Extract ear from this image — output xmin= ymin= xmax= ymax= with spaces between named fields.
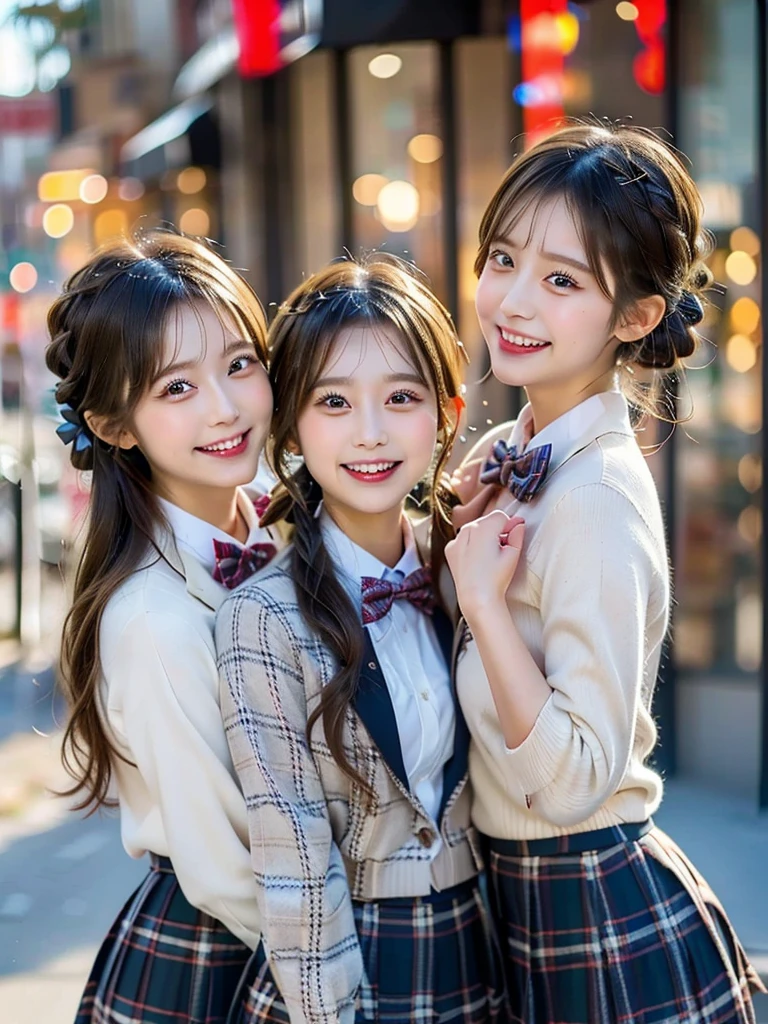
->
xmin=615 ymin=294 xmax=666 ymax=344
xmin=84 ymin=411 xmax=139 ymax=451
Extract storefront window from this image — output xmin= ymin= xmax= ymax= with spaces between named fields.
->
xmin=347 ymin=43 xmax=446 ymax=299
xmin=675 ymin=0 xmax=761 ymax=675
xmin=291 ymin=50 xmax=339 ymax=279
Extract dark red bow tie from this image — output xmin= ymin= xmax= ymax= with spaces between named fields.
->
xmin=360 ymin=566 xmax=435 ymax=625
xmin=212 ymin=539 xmax=277 ymax=590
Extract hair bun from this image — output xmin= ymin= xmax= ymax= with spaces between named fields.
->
xmin=676 ymin=290 xmax=704 ymax=326
xmin=635 ymin=302 xmax=699 ymax=370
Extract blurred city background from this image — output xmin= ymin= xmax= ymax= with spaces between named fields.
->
xmin=0 ymin=1 xmax=766 ymax=1021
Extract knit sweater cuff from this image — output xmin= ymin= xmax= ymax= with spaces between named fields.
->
xmin=503 ymin=693 xmax=572 ymax=798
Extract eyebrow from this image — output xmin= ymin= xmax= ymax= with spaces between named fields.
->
xmin=312 ymin=372 xmax=427 ymax=389
xmin=154 ymin=337 xmax=253 ymax=381
xmin=490 ymin=236 xmax=593 ymax=276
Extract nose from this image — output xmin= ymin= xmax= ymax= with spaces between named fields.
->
xmin=207 ymin=377 xmax=239 ymax=426
xmin=354 ymin=401 xmax=387 ymax=449
xmin=499 ymin=272 xmax=535 ymax=321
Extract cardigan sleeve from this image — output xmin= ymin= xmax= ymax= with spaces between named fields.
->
xmin=216 ymin=586 xmax=362 ymax=1024
xmin=501 ymin=482 xmax=664 ymax=826
xmin=101 ymin=600 xmax=262 ymax=949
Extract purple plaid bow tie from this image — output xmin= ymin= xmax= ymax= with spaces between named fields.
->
xmin=360 ymin=566 xmax=435 ymax=625
xmin=479 ymin=438 xmax=552 ymax=503
xmin=212 ymin=539 xmax=277 ymax=590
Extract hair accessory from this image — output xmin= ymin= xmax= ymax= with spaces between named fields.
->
xmin=55 ymin=403 xmax=92 ymax=454
xmin=676 ymin=290 xmax=704 ymax=327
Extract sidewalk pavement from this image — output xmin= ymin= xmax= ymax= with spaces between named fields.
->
xmin=1 ymin=642 xmax=767 ymax=989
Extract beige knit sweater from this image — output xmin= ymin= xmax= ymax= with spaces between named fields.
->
xmin=456 ymin=391 xmax=669 ymax=840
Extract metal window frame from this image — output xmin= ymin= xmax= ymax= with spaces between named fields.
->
xmin=757 ymin=0 xmax=768 ymax=809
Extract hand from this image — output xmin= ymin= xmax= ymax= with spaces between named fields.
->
xmin=444 ymin=510 xmax=525 ymax=622
xmin=447 ymin=459 xmax=500 ymax=531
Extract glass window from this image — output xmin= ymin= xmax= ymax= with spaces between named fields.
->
xmin=347 ymin=43 xmax=446 ymax=299
xmin=675 ymin=0 xmax=760 ymax=676
xmin=291 ymin=50 xmax=340 ymax=279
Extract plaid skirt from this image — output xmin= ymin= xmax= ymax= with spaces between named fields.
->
xmin=75 ymin=855 xmax=252 ymax=1024
xmin=228 ymin=877 xmax=509 ymax=1023
xmin=486 ymin=820 xmax=765 ymax=1024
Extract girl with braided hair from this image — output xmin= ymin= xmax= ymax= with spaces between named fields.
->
xmin=446 ymin=122 xmax=765 ymax=1023
xmin=216 ymin=252 xmax=507 ymax=1024
xmin=46 ymin=230 xmax=284 ymax=1023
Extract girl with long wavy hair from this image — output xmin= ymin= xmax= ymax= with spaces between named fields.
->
xmin=216 ymin=252 xmax=507 ymax=1024
xmin=46 ymin=230 xmax=282 ymax=1023
xmin=446 ymin=122 xmax=765 ymax=1023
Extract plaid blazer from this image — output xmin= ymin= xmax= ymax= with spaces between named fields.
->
xmin=216 ymin=547 xmax=481 ymax=1024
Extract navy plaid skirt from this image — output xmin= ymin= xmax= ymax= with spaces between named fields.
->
xmin=75 ymin=855 xmax=252 ymax=1023
xmin=228 ymin=877 xmax=508 ymax=1023
xmin=485 ymin=820 xmax=765 ymax=1024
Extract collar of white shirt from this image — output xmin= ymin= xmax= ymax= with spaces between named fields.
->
xmin=319 ymin=509 xmax=423 ymax=610
xmin=158 ymin=486 xmax=271 ymax=574
xmin=509 ymin=389 xmax=634 ymax=477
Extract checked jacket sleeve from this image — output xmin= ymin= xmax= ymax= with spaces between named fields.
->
xmin=216 ymin=585 xmax=363 ymax=1024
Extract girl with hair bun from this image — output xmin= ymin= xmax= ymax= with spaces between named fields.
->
xmin=216 ymin=252 xmax=506 ymax=1024
xmin=46 ymin=229 xmax=283 ymax=1023
xmin=446 ymin=122 xmax=765 ymax=1023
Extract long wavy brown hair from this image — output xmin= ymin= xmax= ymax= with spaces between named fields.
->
xmin=261 ymin=252 xmax=467 ymax=795
xmin=46 ymin=230 xmax=268 ymax=813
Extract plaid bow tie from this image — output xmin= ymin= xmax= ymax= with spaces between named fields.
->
xmin=479 ymin=438 xmax=552 ymax=503
xmin=360 ymin=566 xmax=435 ymax=625
xmin=253 ymin=493 xmax=271 ymax=522
xmin=212 ymin=539 xmax=277 ymax=590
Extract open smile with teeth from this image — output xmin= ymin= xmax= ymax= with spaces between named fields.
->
xmin=499 ymin=328 xmax=550 ymax=348
xmin=343 ymin=461 xmax=399 ymax=474
xmin=199 ymin=432 xmax=246 ymax=452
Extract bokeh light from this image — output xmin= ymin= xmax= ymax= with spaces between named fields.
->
xmin=377 ymin=180 xmax=420 ymax=232
xmin=9 ymin=262 xmax=38 ymax=293
xmin=43 ymin=203 xmax=74 ymax=238
xmin=725 ymin=251 xmax=757 ymax=286
xmin=177 ymin=167 xmax=207 ymax=195
xmin=179 ymin=208 xmax=210 ymax=235
xmin=368 ymin=54 xmax=402 ymax=79
xmin=118 ymin=177 xmax=145 ymax=202
xmin=725 ymin=334 xmax=757 ymax=373
xmin=729 ymin=226 xmax=760 ymax=257
xmin=352 ymin=173 xmax=388 ymax=206
xmin=94 ymin=209 xmax=128 ymax=244
xmin=79 ymin=174 xmax=108 ymax=204
xmin=407 ymin=134 xmax=443 ymax=163
xmin=729 ymin=297 xmax=761 ymax=335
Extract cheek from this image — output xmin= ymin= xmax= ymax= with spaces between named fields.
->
xmin=475 ymin=271 xmax=498 ymax=321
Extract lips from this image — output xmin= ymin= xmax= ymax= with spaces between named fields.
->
xmin=498 ymin=327 xmax=551 ymax=355
xmin=196 ymin=429 xmax=251 ymax=457
xmin=342 ymin=460 xmax=401 ymax=482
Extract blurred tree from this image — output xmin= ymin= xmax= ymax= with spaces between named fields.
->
xmin=6 ymin=0 xmax=95 ymax=62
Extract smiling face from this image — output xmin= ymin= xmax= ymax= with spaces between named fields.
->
xmin=296 ymin=323 xmax=439 ymax=548
xmin=120 ymin=300 xmax=272 ymax=519
xmin=475 ymin=195 xmax=627 ymax=427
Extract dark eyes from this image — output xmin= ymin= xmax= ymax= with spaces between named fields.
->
xmin=487 ymin=250 xmax=578 ymax=289
xmin=315 ymin=389 xmax=422 ymax=409
xmin=489 ymin=250 xmax=514 ymax=269
xmin=162 ymin=352 xmax=258 ymax=398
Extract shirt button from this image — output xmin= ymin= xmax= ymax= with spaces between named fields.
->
xmin=368 ymin=661 xmax=377 ymax=670
xmin=420 ymin=690 xmax=429 ymax=701
xmin=416 ymin=827 xmax=436 ymax=849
